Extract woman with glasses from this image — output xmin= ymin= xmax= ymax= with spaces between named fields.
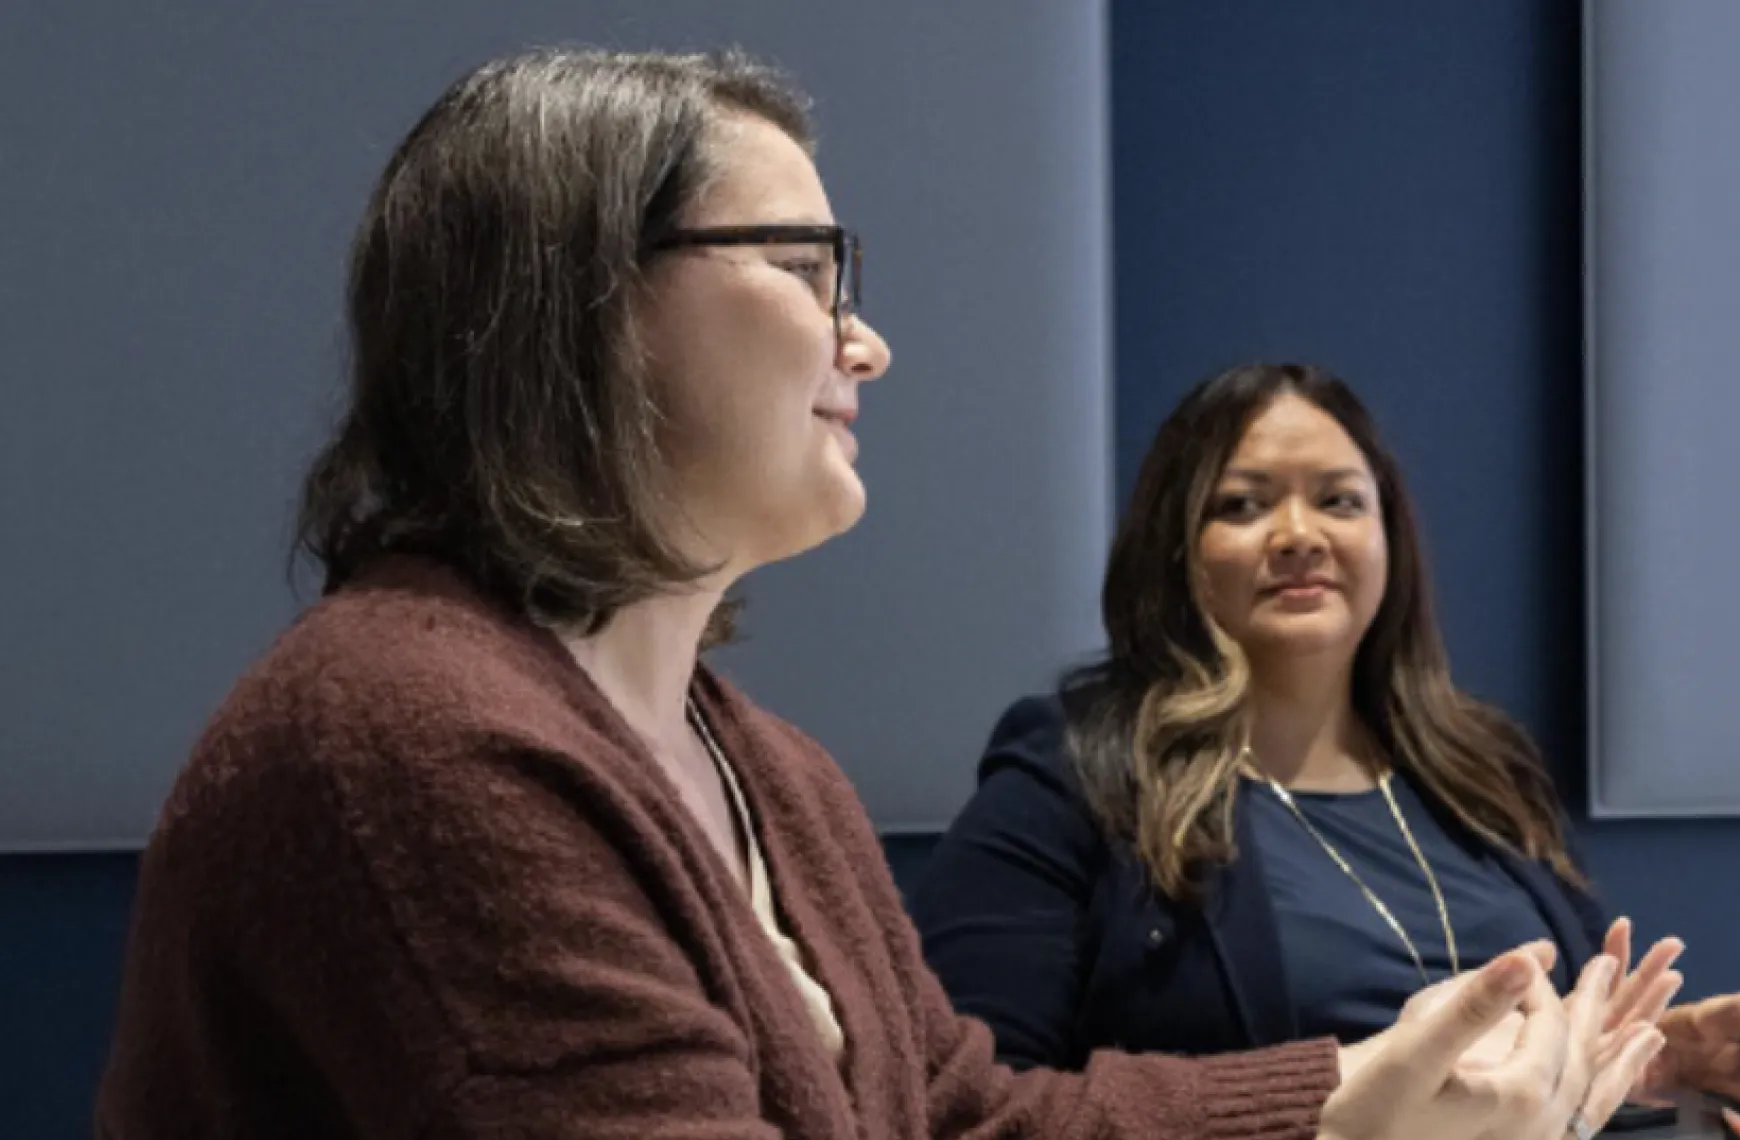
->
xmin=99 ymin=52 xmax=1660 ymax=1140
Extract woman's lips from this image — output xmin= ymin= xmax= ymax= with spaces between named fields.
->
xmin=814 ymin=410 xmax=858 ymax=460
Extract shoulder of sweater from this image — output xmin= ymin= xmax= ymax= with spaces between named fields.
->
xmin=255 ymin=561 xmax=570 ymax=732
xmin=161 ymin=559 xmax=622 ymax=832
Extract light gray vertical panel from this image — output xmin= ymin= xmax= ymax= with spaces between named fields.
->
xmin=1586 ymin=0 xmax=1740 ymax=816
xmin=710 ymin=1 xmax=1112 ymax=831
xmin=0 ymin=0 xmax=1111 ymax=848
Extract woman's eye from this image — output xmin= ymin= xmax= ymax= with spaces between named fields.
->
xmin=777 ymin=259 xmax=829 ymax=288
xmin=1323 ymin=491 xmax=1367 ymax=513
xmin=1212 ymin=494 xmax=1262 ymax=520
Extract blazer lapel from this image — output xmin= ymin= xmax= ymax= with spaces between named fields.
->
xmin=1202 ymin=791 xmax=1300 ymax=1047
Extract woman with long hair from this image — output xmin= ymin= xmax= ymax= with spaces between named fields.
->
xmin=915 ymin=362 xmax=1723 ymax=1108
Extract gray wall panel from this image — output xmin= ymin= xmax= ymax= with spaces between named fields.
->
xmin=0 ymin=0 xmax=1111 ymax=848
xmin=1586 ymin=0 xmax=1740 ymax=815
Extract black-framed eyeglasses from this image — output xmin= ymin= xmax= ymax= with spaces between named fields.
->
xmin=646 ymin=224 xmax=863 ymax=343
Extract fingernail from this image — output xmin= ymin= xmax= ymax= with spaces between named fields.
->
xmin=1493 ymin=957 xmax=1532 ymax=994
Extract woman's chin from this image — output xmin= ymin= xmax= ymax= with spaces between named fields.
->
xmin=1243 ymin=616 xmax=1359 ymax=660
xmin=759 ymin=478 xmax=867 ymax=565
xmin=819 ymin=475 xmax=868 ymax=538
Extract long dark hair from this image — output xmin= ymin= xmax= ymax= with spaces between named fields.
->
xmin=296 ymin=48 xmax=813 ymax=642
xmin=1066 ymin=362 xmax=1577 ymax=899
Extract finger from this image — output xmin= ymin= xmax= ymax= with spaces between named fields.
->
xmin=1608 ymin=938 xmax=1686 ymax=1030
xmin=1634 ymin=971 xmax=1685 ymax=1030
xmin=1581 ymin=1025 xmax=1667 ymax=1129
xmin=1594 ymin=980 xmax=1673 ymax=1073
xmin=1452 ymin=1011 xmax=1526 ymax=1072
xmin=1610 ymin=959 xmax=1685 ymax=1038
xmin=1516 ymin=939 xmax=1560 ymax=976
xmin=1393 ymin=951 xmax=1541 ymax=1085
xmin=1725 ymin=1108 xmax=1740 ymax=1137
xmin=1491 ymin=956 xmax=1582 ymax=1114
xmin=1642 ymin=1049 xmax=1675 ymax=1096
xmin=1398 ymin=970 xmax=1476 ymax=1020
xmin=1549 ymin=955 xmax=1620 ymax=1119
xmin=1604 ymin=917 xmax=1633 ymax=977
xmin=1567 ymin=954 xmax=1620 ymax=1049
xmin=1593 ymin=972 xmax=1678 ymax=1072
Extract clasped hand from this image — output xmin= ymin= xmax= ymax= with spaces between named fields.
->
xmin=1318 ymin=930 xmax=1679 ymax=1140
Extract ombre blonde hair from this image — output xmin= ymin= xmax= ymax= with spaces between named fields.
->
xmin=1065 ymin=363 xmax=1580 ymax=900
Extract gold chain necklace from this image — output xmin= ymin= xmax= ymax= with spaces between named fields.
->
xmin=1254 ymin=753 xmax=1461 ymax=985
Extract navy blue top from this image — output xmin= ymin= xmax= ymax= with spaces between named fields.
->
xmin=910 ymin=694 xmax=1608 ymax=1069
xmin=1248 ymin=772 xmax=1566 ymax=1043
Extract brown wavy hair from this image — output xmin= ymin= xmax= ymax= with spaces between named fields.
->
xmin=295 ymin=48 xmax=813 ymax=642
xmin=1064 ymin=362 xmax=1578 ymax=900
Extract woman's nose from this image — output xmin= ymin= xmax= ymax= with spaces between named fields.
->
xmin=1270 ymin=500 xmax=1325 ymax=559
xmin=838 ymin=314 xmax=891 ymax=381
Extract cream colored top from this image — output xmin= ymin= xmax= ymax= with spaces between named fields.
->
xmin=693 ymin=704 xmax=846 ymax=1062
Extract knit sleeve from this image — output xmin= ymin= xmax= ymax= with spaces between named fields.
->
xmin=778 ymin=717 xmax=1343 ymax=1140
xmin=918 ymin=964 xmax=1339 ymax=1140
xmin=198 ymin=724 xmax=786 ymax=1140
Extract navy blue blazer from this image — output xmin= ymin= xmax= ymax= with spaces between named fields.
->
xmin=910 ymin=695 xmax=1610 ymax=1069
